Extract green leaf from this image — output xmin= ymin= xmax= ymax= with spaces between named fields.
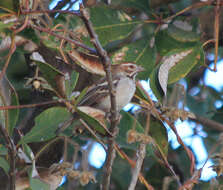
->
xmin=149 ymin=46 xmax=203 ymax=101
xmin=22 ymin=143 xmax=34 ymax=162
xmin=135 ymin=42 xmax=156 ymax=79
xmin=0 ymin=73 xmax=18 ymax=135
xmin=35 ymin=61 xmax=65 ymax=95
xmin=19 ymin=107 xmax=71 ymax=144
xmin=0 ymin=157 xmax=9 ymax=174
xmin=117 ymin=111 xmax=168 ymax=158
xmin=117 ymin=111 xmax=151 ymax=152
xmin=158 ymin=48 xmax=194 ymax=96
xmin=0 ymin=145 xmax=7 ymax=155
xmin=90 ymin=6 xmax=143 ymax=46
xmin=111 ymin=0 xmax=150 ymax=13
xmin=8 ymin=87 xmax=19 ymax=136
xmin=0 ymin=76 xmax=10 ymax=130
xmin=76 ymin=106 xmax=109 ymax=135
xmin=150 ymin=116 xmax=168 ymax=156
xmin=0 ymin=21 xmax=14 ymax=32
xmin=111 ymin=37 xmax=157 ymax=79
xmin=19 ymin=28 xmax=40 ymax=44
xmin=112 ymin=156 xmax=132 ymax=189
xmin=149 ymin=66 xmax=163 ymax=101
xmin=65 ymin=71 xmax=79 ymax=99
xmin=57 ymin=187 xmax=65 ymax=190
xmin=117 ymin=111 xmax=143 ymax=147
xmin=167 ymin=46 xmax=203 ymax=84
xmin=74 ymin=87 xmax=88 ymax=106
xmin=186 ymin=94 xmax=215 ymax=119
xmin=30 ymin=178 xmax=50 ymax=190
xmin=135 ymin=84 xmax=149 ymax=102
xmin=155 ymin=30 xmax=197 ymax=56
xmin=167 ymin=24 xmax=200 ymax=43
xmin=0 ymin=0 xmax=18 ymax=12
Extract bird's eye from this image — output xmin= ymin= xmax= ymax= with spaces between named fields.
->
xmin=129 ymin=65 xmax=135 ymax=69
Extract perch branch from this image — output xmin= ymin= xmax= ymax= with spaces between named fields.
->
xmin=79 ymin=5 xmax=119 ymax=190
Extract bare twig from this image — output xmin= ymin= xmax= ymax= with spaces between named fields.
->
xmin=162 ymin=1 xmax=212 ymax=23
xmin=0 ymin=100 xmax=59 ymax=110
xmin=78 ymin=5 xmax=119 ymax=190
xmin=0 ymin=36 xmax=16 ymax=81
xmin=21 ymin=9 xmax=80 ymax=17
xmin=213 ymin=0 xmax=221 ymax=71
xmin=0 ymin=124 xmax=16 ymax=190
xmin=51 ymin=0 xmax=71 ymax=14
xmin=30 ymin=24 xmax=96 ymax=53
xmin=128 ymin=113 xmax=150 ymax=190
xmin=190 ymin=114 xmax=223 ymax=132
xmin=114 ymin=143 xmax=154 ymax=190
xmin=80 ymin=119 xmax=107 ymax=150
xmin=136 ymin=82 xmax=182 ymax=186
xmin=136 ymin=82 xmax=195 ymax=174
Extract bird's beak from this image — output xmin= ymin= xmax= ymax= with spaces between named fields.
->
xmin=131 ymin=65 xmax=145 ymax=78
xmin=137 ymin=65 xmax=145 ymax=73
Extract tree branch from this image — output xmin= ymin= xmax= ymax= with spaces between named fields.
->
xmin=79 ymin=5 xmax=119 ymax=190
xmin=191 ymin=114 xmax=223 ymax=132
xmin=30 ymin=24 xmax=96 ymax=53
xmin=128 ymin=113 xmax=150 ymax=190
xmin=0 ymin=124 xmax=16 ymax=190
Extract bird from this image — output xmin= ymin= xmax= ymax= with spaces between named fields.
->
xmin=56 ymin=51 xmax=144 ymax=134
xmin=78 ymin=62 xmax=144 ymax=112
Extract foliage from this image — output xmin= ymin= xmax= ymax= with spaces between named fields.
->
xmin=0 ymin=0 xmax=223 ymax=190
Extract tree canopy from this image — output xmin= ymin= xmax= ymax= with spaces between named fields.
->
xmin=0 ymin=0 xmax=223 ymax=189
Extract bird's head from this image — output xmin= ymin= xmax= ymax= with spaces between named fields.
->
xmin=112 ymin=62 xmax=144 ymax=78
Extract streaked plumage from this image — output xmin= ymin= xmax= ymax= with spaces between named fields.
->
xmin=78 ymin=62 xmax=144 ymax=112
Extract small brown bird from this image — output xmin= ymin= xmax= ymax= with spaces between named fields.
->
xmin=69 ymin=49 xmax=144 ymax=112
xmin=78 ymin=62 xmax=144 ymax=112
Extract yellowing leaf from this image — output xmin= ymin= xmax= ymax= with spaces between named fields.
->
xmin=77 ymin=106 xmax=110 ymax=136
xmin=158 ymin=49 xmax=192 ymax=95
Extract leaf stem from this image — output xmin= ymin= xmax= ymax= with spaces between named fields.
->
xmin=128 ymin=113 xmax=150 ymax=190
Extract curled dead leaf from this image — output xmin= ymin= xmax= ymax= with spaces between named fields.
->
xmin=16 ymin=167 xmax=63 ymax=190
xmin=79 ymin=171 xmax=96 ymax=186
xmin=158 ymin=49 xmax=192 ymax=96
xmin=69 ymin=49 xmax=105 ymax=76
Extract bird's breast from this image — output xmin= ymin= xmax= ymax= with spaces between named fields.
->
xmin=115 ymin=77 xmax=136 ymax=111
xmin=96 ymin=77 xmax=136 ymax=112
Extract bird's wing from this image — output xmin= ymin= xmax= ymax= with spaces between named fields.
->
xmin=78 ymin=75 xmax=120 ymax=107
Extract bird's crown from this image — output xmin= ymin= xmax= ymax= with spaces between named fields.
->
xmin=112 ymin=62 xmax=144 ymax=78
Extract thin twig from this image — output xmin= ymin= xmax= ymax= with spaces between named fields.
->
xmin=79 ymin=5 xmax=119 ymax=190
xmin=0 ymin=124 xmax=16 ymax=190
xmin=213 ymin=0 xmax=220 ymax=72
xmin=21 ymin=9 xmax=80 ymax=17
xmin=128 ymin=113 xmax=150 ymax=190
xmin=136 ymin=82 xmax=182 ymax=186
xmin=114 ymin=143 xmax=154 ymax=190
xmin=162 ymin=1 xmax=212 ymax=23
xmin=30 ymin=24 xmax=96 ymax=53
xmin=136 ymin=82 xmax=195 ymax=174
xmin=80 ymin=119 xmax=107 ymax=150
xmin=0 ymin=100 xmax=59 ymax=110
xmin=190 ymin=114 xmax=223 ymax=132
xmin=0 ymin=36 xmax=16 ymax=81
